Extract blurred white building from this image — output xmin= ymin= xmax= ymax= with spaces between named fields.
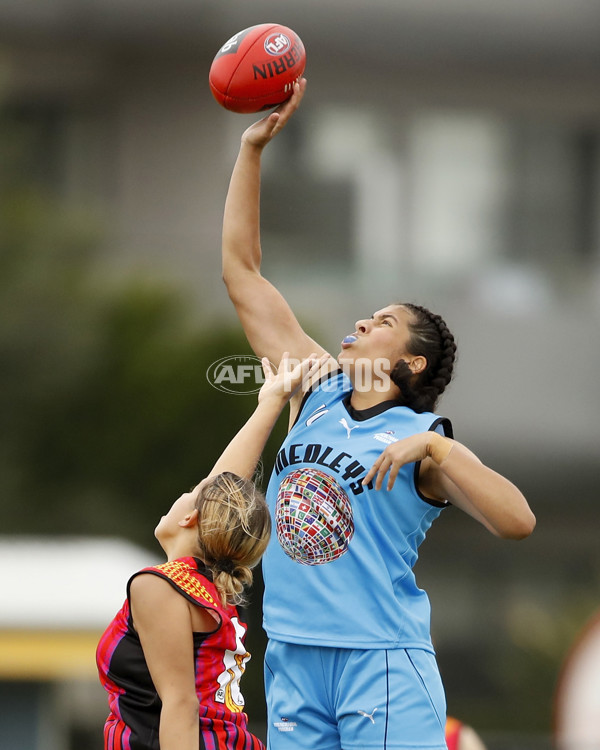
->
xmin=0 ymin=0 xmax=598 ymax=464
xmin=0 ymin=536 xmax=156 ymax=750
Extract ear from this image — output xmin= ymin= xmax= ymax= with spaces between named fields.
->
xmin=178 ymin=508 xmax=199 ymax=529
xmin=409 ymin=356 xmax=427 ymax=375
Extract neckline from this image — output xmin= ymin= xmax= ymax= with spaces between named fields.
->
xmin=342 ymin=394 xmax=406 ymax=422
xmin=173 ymin=556 xmax=214 ymax=581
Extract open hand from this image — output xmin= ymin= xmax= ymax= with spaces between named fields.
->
xmin=258 ymin=350 xmax=328 ymax=404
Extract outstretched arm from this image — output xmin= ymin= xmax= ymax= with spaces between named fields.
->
xmin=222 ymin=79 xmax=332 ymax=367
xmin=207 ymin=352 xmax=328 ymax=480
xmin=363 ymin=433 xmax=536 ymax=540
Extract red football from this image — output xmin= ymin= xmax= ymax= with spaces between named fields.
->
xmin=209 ymin=24 xmax=306 ymax=114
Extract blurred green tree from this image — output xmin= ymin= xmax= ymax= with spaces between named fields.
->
xmin=0 ymin=102 xmax=282 ymax=732
xmin=0 ymin=105 xmax=287 ymax=551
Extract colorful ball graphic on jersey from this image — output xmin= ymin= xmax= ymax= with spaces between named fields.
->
xmin=275 ymin=468 xmax=354 ymax=565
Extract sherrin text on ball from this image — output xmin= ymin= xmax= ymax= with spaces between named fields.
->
xmin=209 ymin=23 xmax=306 ymax=114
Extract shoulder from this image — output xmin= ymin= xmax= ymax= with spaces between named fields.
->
xmin=156 ymin=560 xmax=220 ymax=606
xmin=397 ymin=407 xmax=451 ymax=431
xmin=129 ymin=570 xmax=185 ymax=611
xmin=129 ymin=566 xmax=221 ymax=634
xmin=129 ymin=560 xmax=221 ymax=609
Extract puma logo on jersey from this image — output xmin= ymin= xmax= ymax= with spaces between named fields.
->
xmin=306 ymin=404 xmax=328 ymax=426
xmin=339 ymin=417 xmax=359 ymax=439
xmin=357 ymin=707 xmax=378 ymax=724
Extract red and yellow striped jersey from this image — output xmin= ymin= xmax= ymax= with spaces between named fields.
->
xmin=96 ymin=556 xmax=264 ymax=750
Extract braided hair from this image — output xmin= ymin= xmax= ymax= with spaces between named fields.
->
xmin=390 ymin=303 xmax=457 ymax=413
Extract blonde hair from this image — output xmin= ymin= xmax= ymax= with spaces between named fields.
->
xmin=195 ymin=472 xmax=271 ymax=606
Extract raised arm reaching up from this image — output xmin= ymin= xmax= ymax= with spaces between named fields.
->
xmin=207 ymin=352 xmax=327 ymax=480
xmin=219 ymin=73 xmax=534 ymax=750
xmin=222 ymin=79 xmax=331 ymax=367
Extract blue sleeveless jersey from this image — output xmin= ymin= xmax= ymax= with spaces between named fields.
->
xmin=263 ymin=370 xmax=452 ymax=651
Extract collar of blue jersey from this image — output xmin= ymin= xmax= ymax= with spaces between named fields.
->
xmin=342 ymin=393 xmax=405 ymax=422
xmin=295 ymin=367 xmax=405 ymax=424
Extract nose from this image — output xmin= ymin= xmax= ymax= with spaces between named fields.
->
xmin=355 ymin=318 xmax=371 ymax=334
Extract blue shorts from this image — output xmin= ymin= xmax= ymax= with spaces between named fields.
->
xmin=264 ymin=641 xmax=447 ymax=750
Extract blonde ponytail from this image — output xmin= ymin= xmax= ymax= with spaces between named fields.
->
xmin=195 ymin=472 xmax=271 ymax=606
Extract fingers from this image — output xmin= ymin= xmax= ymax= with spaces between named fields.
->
xmin=279 ymin=351 xmax=290 ymax=372
xmin=277 ymin=351 xmax=301 ymax=379
xmin=362 ymin=460 xmax=380 ymax=487
xmin=287 ymin=351 xmax=318 ymax=385
xmin=375 ymin=457 xmax=394 ymax=491
xmin=266 ymin=78 xmax=306 ymax=137
xmin=283 ymin=351 xmax=327 ymax=377
xmin=363 ymin=450 xmax=401 ymax=491
xmin=295 ymin=352 xmax=331 ymax=391
xmin=241 ymin=79 xmax=306 ymax=147
xmin=300 ymin=352 xmax=318 ymax=377
xmin=363 ymin=455 xmax=390 ymax=490
xmin=261 ymin=352 xmax=330 ymax=401
xmin=261 ymin=356 xmax=276 ymax=381
xmin=275 ymin=78 xmax=306 ymax=117
xmin=264 ymin=111 xmax=282 ymax=135
xmin=386 ymin=463 xmax=401 ymax=491
xmin=302 ymin=351 xmax=330 ymax=377
xmin=241 ymin=111 xmax=282 ymax=147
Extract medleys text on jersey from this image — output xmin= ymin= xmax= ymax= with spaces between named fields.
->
xmin=274 ymin=442 xmax=373 ymax=496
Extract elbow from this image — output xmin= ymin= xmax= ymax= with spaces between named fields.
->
xmin=221 ymin=248 xmax=239 ymax=288
xmin=221 ymin=265 xmax=234 ymax=291
xmin=518 ymin=509 xmax=537 ymax=539
xmin=498 ymin=508 xmax=536 ymax=541
xmin=221 ymin=267 xmax=243 ymax=304
xmin=161 ymin=693 xmax=200 ymax=723
xmin=221 ymin=265 xmax=259 ymax=301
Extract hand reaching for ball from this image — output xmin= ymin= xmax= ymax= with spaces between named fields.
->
xmin=242 ymin=78 xmax=307 ymax=149
xmin=210 ymin=24 xmax=306 ymax=113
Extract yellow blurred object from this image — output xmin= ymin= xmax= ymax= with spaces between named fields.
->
xmin=0 ymin=629 xmax=102 ymax=679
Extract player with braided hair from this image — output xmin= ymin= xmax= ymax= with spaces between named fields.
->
xmin=221 ymin=79 xmax=535 ymax=750
xmin=389 ymin=302 xmax=457 ymax=413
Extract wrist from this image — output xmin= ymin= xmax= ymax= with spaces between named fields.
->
xmin=427 ymin=433 xmax=454 ymax=465
xmin=239 ymin=139 xmax=265 ymax=158
xmin=256 ymin=393 xmax=290 ymax=414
